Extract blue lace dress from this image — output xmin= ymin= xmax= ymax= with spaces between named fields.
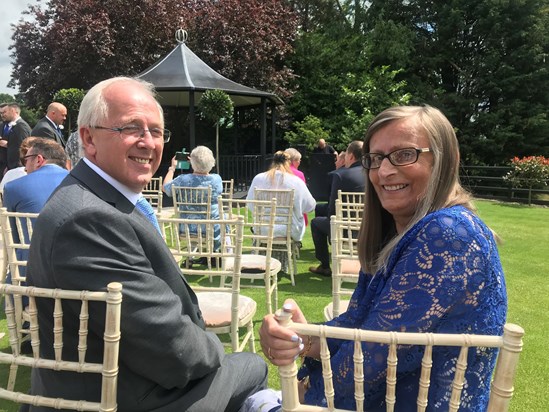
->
xmin=299 ymin=205 xmax=507 ymax=411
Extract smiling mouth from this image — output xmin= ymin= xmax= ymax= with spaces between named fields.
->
xmin=130 ymin=156 xmax=152 ymax=165
xmin=383 ymin=184 xmax=408 ymax=191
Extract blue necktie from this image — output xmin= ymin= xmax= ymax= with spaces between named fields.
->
xmin=3 ymin=124 xmax=10 ymax=136
xmin=135 ymin=197 xmax=161 ymax=234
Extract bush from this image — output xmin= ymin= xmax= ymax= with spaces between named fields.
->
xmin=503 ymin=156 xmax=549 ymax=189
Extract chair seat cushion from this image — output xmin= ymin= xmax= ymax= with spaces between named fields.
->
xmin=225 ymin=255 xmax=282 ymax=273
xmin=196 ymin=292 xmax=257 ymax=327
xmin=340 ymin=259 xmax=361 ymax=275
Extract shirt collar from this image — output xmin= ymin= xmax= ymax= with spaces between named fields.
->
xmin=8 ymin=117 xmax=21 ymax=127
xmin=82 ymin=158 xmax=141 ymax=205
xmin=45 ymin=115 xmax=57 ymax=128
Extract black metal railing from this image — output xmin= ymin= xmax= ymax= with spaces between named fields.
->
xmin=217 ymin=155 xmax=273 ymax=194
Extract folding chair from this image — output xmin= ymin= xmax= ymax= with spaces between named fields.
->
xmin=336 ymin=190 xmax=365 ymax=221
xmin=275 ymin=307 xmax=524 ymax=412
xmin=220 ymin=197 xmax=281 ymax=314
xmin=0 ymin=282 xmax=122 ymax=410
xmin=253 ymin=188 xmax=299 ymax=285
xmin=142 ymin=176 xmax=163 ymax=214
xmin=324 ymin=214 xmax=361 ymax=321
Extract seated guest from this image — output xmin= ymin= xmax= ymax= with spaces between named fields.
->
xmin=0 ymin=137 xmax=39 ymax=191
xmin=309 ymin=141 xmax=365 ymax=276
xmin=3 ymin=137 xmax=68 ymax=214
xmin=258 ymin=105 xmax=507 ymax=411
xmin=163 ymin=145 xmax=223 ymax=250
xmin=247 ymin=151 xmax=315 ymax=242
xmin=27 ymin=77 xmax=267 ymax=411
xmin=3 ymin=137 xmax=68 ymax=299
xmin=285 ymin=147 xmax=308 ymax=226
xmin=334 ymin=151 xmax=346 ymax=169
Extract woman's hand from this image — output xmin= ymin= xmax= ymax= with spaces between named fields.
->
xmin=170 ymin=156 xmax=177 ymax=169
xmin=259 ymin=299 xmax=308 ymax=366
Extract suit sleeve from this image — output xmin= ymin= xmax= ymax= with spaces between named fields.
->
xmin=327 ymin=173 xmax=343 ymax=217
xmin=48 ymin=208 xmax=225 ymax=389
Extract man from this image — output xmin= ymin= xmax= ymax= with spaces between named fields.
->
xmin=309 ymin=140 xmax=365 ymax=276
xmin=31 ymin=102 xmax=68 ymax=145
xmin=27 ymin=77 xmax=267 ymax=411
xmin=3 ymin=137 xmax=68 ymax=214
xmin=1 ymin=102 xmax=32 ymax=173
xmin=312 ymin=138 xmax=336 ymax=155
xmin=0 ymin=102 xmax=9 ymax=174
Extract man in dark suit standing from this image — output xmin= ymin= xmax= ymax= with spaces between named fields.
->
xmin=27 ymin=77 xmax=267 ymax=411
xmin=309 ymin=140 xmax=365 ymax=276
xmin=31 ymin=102 xmax=68 ymax=146
xmin=0 ymin=102 xmax=9 ymax=174
xmin=1 ymin=102 xmax=31 ymax=174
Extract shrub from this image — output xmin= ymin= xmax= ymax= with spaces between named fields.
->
xmin=503 ymin=156 xmax=549 ymax=189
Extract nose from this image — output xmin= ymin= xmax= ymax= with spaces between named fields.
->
xmin=376 ymin=157 xmax=396 ymax=177
xmin=137 ymin=129 xmax=157 ymax=149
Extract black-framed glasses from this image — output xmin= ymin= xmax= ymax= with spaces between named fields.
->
xmin=362 ymin=147 xmax=431 ymax=170
xmin=92 ymin=125 xmax=171 ymax=143
xmin=21 ymin=154 xmax=38 ymax=164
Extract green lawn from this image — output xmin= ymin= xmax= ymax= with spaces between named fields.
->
xmin=1 ymin=199 xmax=547 ymax=411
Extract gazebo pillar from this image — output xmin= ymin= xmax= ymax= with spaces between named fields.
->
xmin=189 ymin=91 xmax=196 ymax=148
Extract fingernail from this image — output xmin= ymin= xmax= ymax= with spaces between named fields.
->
xmin=298 ymin=343 xmax=304 ymax=351
xmin=283 ymin=303 xmax=293 ymax=311
xmin=290 ymin=335 xmax=300 ymax=342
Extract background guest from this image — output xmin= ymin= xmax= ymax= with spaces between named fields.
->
xmin=247 ymin=151 xmax=315 ymax=242
xmin=31 ymin=102 xmax=68 ymax=145
xmin=0 ymin=136 xmax=38 ymax=191
xmin=1 ymin=102 xmax=31 ymax=173
xmin=312 ymin=138 xmax=336 ymax=155
xmin=285 ymin=147 xmax=309 ymax=226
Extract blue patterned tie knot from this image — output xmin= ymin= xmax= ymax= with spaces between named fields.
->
xmin=135 ymin=197 xmax=161 ymax=234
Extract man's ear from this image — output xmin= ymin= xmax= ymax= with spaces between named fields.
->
xmin=79 ymin=127 xmax=96 ymax=156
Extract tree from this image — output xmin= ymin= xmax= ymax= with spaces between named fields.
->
xmin=365 ymin=0 xmax=549 ymax=164
xmin=284 ymin=115 xmax=331 ymax=151
xmin=9 ymin=0 xmax=191 ymax=107
xmin=198 ymin=90 xmax=234 ymax=171
xmin=53 ymin=88 xmax=86 ymax=133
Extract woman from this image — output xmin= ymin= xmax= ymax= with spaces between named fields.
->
xmin=284 ymin=147 xmax=309 ymax=226
xmin=163 ymin=145 xmax=223 ymax=250
xmin=246 ymin=151 xmax=315 ymax=241
xmin=258 ymin=106 xmax=507 ymax=411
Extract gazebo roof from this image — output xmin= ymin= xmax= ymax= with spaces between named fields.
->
xmin=137 ymin=33 xmax=283 ymax=108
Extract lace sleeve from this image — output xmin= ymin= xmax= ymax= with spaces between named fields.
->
xmin=303 ymin=206 xmax=507 ymax=409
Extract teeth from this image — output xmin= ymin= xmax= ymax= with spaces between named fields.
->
xmin=131 ymin=157 xmax=150 ymax=164
xmin=384 ymin=184 xmax=407 ymax=191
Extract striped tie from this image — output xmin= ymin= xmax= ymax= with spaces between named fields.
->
xmin=135 ymin=197 xmax=161 ymax=234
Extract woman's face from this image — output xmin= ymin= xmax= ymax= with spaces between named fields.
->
xmin=368 ymin=117 xmax=433 ymax=233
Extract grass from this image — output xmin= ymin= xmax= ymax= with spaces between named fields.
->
xmin=1 ymin=199 xmax=547 ymax=411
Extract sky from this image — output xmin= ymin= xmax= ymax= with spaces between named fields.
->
xmin=1 ymin=0 xmax=39 ymax=96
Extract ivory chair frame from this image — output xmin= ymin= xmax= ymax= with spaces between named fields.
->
xmin=221 ymin=179 xmax=234 ymax=200
xmin=158 ymin=216 xmax=257 ymax=353
xmin=324 ymin=214 xmax=361 ymax=321
xmin=253 ymin=188 xmax=298 ymax=286
xmin=336 ymin=190 xmax=365 ymax=221
xmin=219 ymin=197 xmax=281 ymax=314
xmin=0 ymin=191 xmax=7 ymax=286
xmin=0 ymin=282 xmax=122 ymax=411
xmin=275 ymin=307 xmax=524 ymax=412
xmin=142 ymin=176 xmax=163 ymax=214
xmin=171 ymin=185 xmax=212 ymax=221
xmin=0 ymin=208 xmax=40 ymax=346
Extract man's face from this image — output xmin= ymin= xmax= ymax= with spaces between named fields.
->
xmin=22 ymin=148 xmax=41 ymax=173
xmin=344 ymin=150 xmax=356 ymax=167
xmin=52 ymin=106 xmax=67 ymax=125
xmin=0 ymin=107 xmax=6 ymax=121
xmin=2 ymin=106 xmax=15 ymax=122
xmin=80 ymin=81 xmax=164 ymax=193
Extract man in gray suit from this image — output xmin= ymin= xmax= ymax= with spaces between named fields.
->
xmin=27 ymin=77 xmax=267 ymax=411
xmin=31 ymin=102 xmax=67 ymax=145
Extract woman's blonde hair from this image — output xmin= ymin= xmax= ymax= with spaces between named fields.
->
xmin=358 ymin=105 xmax=475 ymax=273
xmin=266 ymin=151 xmax=292 ymax=184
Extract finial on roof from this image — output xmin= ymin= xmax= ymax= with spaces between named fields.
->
xmin=175 ymin=29 xmax=188 ymax=44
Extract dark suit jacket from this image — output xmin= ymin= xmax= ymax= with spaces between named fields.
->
xmin=0 ymin=121 xmax=8 ymax=173
xmin=27 ymin=161 xmax=225 ymax=411
xmin=324 ymin=161 xmax=365 ymax=216
xmin=6 ymin=117 xmax=31 ymax=170
xmin=31 ymin=116 xmax=63 ymax=145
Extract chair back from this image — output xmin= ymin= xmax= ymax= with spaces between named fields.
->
xmin=221 ymin=179 xmax=234 ymax=200
xmin=171 ymin=185 xmax=212 ymax=220
xmin=336 ymin=190 xmax=365 ymax=221
xmin=0 ymin=282 xmax=122 ymax=411
xmin=142 ymin=176 xmax=163 ymax=213
xmin=325 ymin=215 xmax=361 ymax=320
xmin=253 ymin=188 xmax=298 ymax=284
xmin=0 ymin=208 xmax=39 ymax=287
xmin=158 ymin=216 xmax=256 ymax=352
xmin=219 ymin=197 xmax=280 ymax=313
xmin=275 ymin=307 xmax=524 ymax=412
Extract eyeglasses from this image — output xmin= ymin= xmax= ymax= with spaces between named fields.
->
xmin=92 ymin=125 xmax=171 ymax=143
xmin=21 ymin=154 xmax=38 ymax=164
xmin=362 ymin=147 xmax=431 ymax=170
